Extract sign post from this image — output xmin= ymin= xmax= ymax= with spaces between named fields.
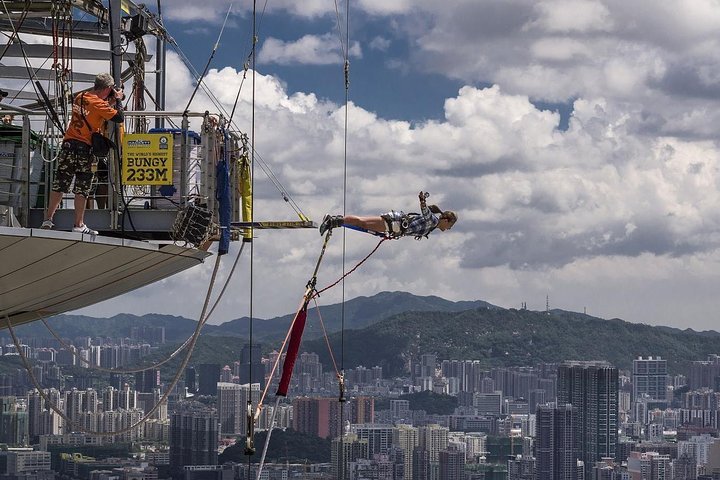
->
xmin=121 ymin=133 xmax=174 ymax=185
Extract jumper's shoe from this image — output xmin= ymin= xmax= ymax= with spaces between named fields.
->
xmin=40 ymin=219 xmax=54 ymax=229
xmin=72 ymin=224 xmax=98 ymax=235
xmin=319 ymin=214 xmax=344 ymax=235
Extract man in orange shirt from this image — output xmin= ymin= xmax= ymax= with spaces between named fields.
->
xmin=41 ymin=72 xmax=124 ymax=234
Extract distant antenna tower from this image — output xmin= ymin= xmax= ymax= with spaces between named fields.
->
xmin=546 ymin=295 xmax=549 ymax=314
xmin=521 ymin=302 xmax=527 ymax=310
xmin=584 ymin=307 xmax=587 ymax=315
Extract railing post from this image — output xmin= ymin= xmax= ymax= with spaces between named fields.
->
xmin=180 ymin=113 xmax=189 ymax=205
xmin=20 ymin=114 xmax=30 ymax=226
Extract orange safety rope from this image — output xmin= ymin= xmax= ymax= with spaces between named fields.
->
xmin=313 ymin=237 xmax=388 ymax=298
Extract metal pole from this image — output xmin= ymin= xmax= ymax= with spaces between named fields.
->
xmin=155 ymin=0 xmax=166 ymax=129
xmin=20 ymin=114 xmax=30 ymax=226
xmin=109 ymin=0 xmax=123 ymax=229
xmin=152 ymin=0 xmax=166 ymax=208
xmin=180 ymin=114 xmax=188 ymax=205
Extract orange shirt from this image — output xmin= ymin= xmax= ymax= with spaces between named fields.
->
xmin=64 ymin=92 xmax=118 ymax=144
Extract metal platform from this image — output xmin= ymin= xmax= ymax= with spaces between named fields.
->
xmin=231 ymin=220 xmax=316 ymax=229
xmin=0 ymin=226 xmax=211 ymax=329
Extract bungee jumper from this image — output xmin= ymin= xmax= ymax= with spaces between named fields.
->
xmin=320 ymin=191 xmax=458 ymax=239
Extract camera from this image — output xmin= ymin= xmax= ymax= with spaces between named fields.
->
xmin=110 ymin=85 xmax=124 ymax=100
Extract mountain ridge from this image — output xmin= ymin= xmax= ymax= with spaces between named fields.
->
xmin=5 ymin=292 xmax=720 ymax=377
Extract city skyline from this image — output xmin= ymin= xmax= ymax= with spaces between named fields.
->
xmin=6 ymin=324 xmax=720 ymax=478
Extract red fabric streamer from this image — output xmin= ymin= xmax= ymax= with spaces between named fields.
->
xmin=276 ymin=305 xmax=308 ymax=397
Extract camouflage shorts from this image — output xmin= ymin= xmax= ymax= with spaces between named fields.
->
xmin=52 ymin=146 xmax=95 ymax=197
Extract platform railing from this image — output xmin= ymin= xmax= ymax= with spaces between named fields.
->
xmin=0 ymin=108 xmax=244 ymax=236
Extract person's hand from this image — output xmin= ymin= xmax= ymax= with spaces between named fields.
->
xmin=419 ymin=191 xmax=429 ymax=202
xmin=113 ymin=87 xmax=125 ymax=101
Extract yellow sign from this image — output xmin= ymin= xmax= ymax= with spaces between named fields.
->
xmin=121 ymin=133 xmax=174 ymax=185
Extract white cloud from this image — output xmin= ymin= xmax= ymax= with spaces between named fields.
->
xmin=73 ymin=51 xmax=720 ymax=331
xmin=529 ymin=0 xmax=614 ymax=33
xmin=31 ymin=0 xmax=720 ymax=331
xmin=368 ymin=36 xmax=391 ymax=52
xmin=162 ymin=0 xmax=336 ymax=21
xmin=259 ymin=34 xmax=362 ymax=66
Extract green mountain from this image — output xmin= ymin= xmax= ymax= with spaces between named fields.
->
xmin=8 ymin=313 xmax=198 ymax=342
xmin=7 ymin=292 xmax=495 ymax=343
xmin=7 ymin=293 xmax=720 ymax=379
xmin=304 ymin=307 xmax=720 ymax=376
xmin=205 ymin=291 xmax=496 ymax=340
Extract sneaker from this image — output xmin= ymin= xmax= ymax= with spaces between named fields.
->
xmin=40 ymin=219 xmax=54 ymax=229
xmin=72 ymin=224 xmax=98 ymax=235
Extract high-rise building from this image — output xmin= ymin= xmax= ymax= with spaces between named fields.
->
xmin=393 ymin=424 xmax=418 ymax=480
xmin=0 ymin=396 xmax=28 ymax=446
xmin=418 ymin=424 xmax=449 ymax=463
xmin=413 ymin=447 xmax=431 ymax=480
xmin=508 ymin=455 xmax=536 ymax=480
xmin=134 ymin=369 xmax=160 ymax=394
xmin=419 ymin=354 xmax=437 ymax=378
xmin=557 ymin=361 xmax=618 ymax=478
xmin=464 ymin=432 xmax=487 ymax=464
xmin=185 ymin=367 xmax=197 ymax=394
xmin=331 ymin=433 xmax=369 ymax=480
xmin=391 ymin=399 xmax=410 ymax=420
xmin=292 ymin=396 xmax=344 ymax=439
xmin=633 ymin=357 xmax=668 ymax=401
xmin=216 ymin=382 xmax=260 ymax=436
xmin=217 ymin=382 xmax=243 ymax=435
xmin=674 ymin=453 xmax=697 ymax=480
xmin=220 ymin=365 xmax=232 ymax=383
xmin=473 ymin=391 xmax=503 ymax=415
xmin=678 ymin=433 xmax=717 ymax=467
xmin=169 ymin=402 xmax=218 ymax=477
xmin=627 ymin=451 xmax=671 ymax=480
xmin=688 ymin=355 xmax=720 ymax=390
xmin=351 ymin=396 xmax=375 ymax=425
xmin=528 ymin=389 xmax=546 ymax=414
xmin=197 ymin=364 xmax=221 ymax=395
xmin=536 ymin=404 xmax=580 ymax=480
xmin=238 ymin=343 xmax=265 ymax=387
xmin=354 ymin=424 xmax=394 ymax=456
xmin=0 ymin=450 xmax=51 ymax=475
xmin=439 ymin=448 xmax=465 ymax=480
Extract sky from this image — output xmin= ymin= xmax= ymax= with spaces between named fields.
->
xmin=9 ymin=0 xmax=720 ymax=330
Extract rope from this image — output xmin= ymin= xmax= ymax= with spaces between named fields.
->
xmin=254 ymin=295 xmax=307 ymax=419
xmin=314 ymin=238 xmax=386 ymax=298
xmin=247 ymin=0 xmax=258 ymax=474
xmin=34 ymin=242 xmax=247 ymax=375
xmin=2 ymin=252 xmax=223 ymax=438
xmin=310 ymin=297 xmax=340 ymax=376
xmin=183 ymin=3 xmax=233 ymax=114
xmin=336 ymin=4 xmax=351 ymax=470
xmin=0 ymin=0 xmax=30 ymax=62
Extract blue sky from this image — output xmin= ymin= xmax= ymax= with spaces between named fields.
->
xmin=169 ymin=7 xmax=467 ymax=123
xmin=34 ymin=0 xmax=720 ymax=330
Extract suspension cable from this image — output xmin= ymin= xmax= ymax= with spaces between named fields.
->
xmin=338 ymin=3 xmax=351 ymax=477
xmin=246 ymin=0 xmax=258 ymax=473
xmin=183 ymin=2 xmax=233 ymax=114
xmin=4 ymin=254 xmax=223 ymax=437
